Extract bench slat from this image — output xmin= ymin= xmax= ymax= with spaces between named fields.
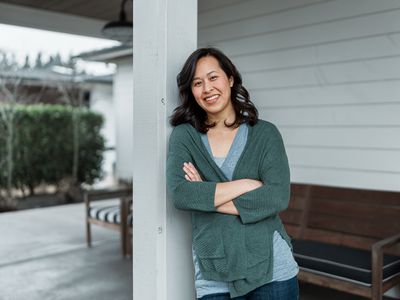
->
xmin=307 ymin=214 xmax=399 ymax=240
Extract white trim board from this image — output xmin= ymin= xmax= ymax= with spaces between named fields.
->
xmin=0 ymin=2 xmax=106 ymax=38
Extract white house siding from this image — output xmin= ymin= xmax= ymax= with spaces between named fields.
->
xmin=198 ymin=0 xmax=400 ymax=192
xmin=114 ymin=57 xmax=134 ymax=181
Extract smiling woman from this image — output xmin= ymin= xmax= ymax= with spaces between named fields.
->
xmin=167 ymin=48 xmax=299 ymax=300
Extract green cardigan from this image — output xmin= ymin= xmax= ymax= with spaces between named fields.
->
xmin=166 ymin=120 xmax=291 ymax=297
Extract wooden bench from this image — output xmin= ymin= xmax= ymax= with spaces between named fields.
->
xmin=280 ymin=183 xmax=400 ymax=300
xmin=84 ymin=186 xmax=133 ymax=257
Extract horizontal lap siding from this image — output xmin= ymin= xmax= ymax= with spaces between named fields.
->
xmin=198 ymin=0 xmax=400 ymax=191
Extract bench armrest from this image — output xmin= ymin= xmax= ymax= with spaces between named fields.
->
xmin=84 ymin=186 xmax=132 ymax=207
xmin=371 ymin=232 xmax=400 ymax=297
xmin=372 ymin=233 xmax=400 ymax=252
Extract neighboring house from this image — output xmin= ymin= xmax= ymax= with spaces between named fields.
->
xmin=75 ymin=43 xmax=133 ymax=182
xmin=0 ymin=56 xmax=99 ymax=106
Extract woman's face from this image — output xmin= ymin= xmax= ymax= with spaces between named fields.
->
xmin=191 ymin=55 xmax=234 ymax=120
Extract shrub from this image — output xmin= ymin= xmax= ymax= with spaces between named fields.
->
xmin=0 ymin=104 xmax=105 ymax=194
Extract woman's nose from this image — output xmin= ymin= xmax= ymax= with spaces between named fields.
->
xmin=203 ymin=80 xmax=213 ymax=93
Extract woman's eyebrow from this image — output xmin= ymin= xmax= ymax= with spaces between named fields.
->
xmin=193 ymin=70 xmax=217 ymax=81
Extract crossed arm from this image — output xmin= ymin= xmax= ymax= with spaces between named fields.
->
xmin=182 ymin=162 xmax=262 ymax=216
xmin=167 ymin=126 xmax=290 ymax=224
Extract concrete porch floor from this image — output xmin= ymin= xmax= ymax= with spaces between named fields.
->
xmin=0 ymin=202 xmax=132 ymax=300
xmin=0 ymin=202 xmax=394 ymax=300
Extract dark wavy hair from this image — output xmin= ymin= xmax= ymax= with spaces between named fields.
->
xmin=170 ymin=47 xmax=258 ymax=133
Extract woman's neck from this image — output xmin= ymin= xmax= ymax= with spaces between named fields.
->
xmin=207 ymin=109 xmax=236 ymax=130
xmin=207 ymin=117 xmax=236 ymax=131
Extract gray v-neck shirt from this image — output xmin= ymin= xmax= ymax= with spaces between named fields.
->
xmin=200 ymin=124 xmax=248 ymax=180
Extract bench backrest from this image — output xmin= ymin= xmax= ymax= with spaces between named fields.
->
xmin=281 ymin=183 xmax=400 ymax=254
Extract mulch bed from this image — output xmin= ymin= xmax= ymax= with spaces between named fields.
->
xmin=0 ymin=188 xmax=84 ymax=213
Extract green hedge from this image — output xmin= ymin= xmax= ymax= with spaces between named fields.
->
xmin=0 ymin=104 xmax=105 ymax=193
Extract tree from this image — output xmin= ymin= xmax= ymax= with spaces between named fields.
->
xmin=34 ymin=52 xmax=44 ymax=68
xmin=23 ymin=55 xmax=30 ymax=69
xmin=0 ymin=73 xmax=20 ymax=209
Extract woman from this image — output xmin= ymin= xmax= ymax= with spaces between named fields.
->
xmin=166 ymin=48 xmax=299 ymax=300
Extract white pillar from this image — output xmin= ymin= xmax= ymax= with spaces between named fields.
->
xmin=132 ymin=0 xmax=197 ymax=299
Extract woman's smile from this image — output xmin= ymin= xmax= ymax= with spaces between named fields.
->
xmin=204 ymin=94 xmax=220 ymax=104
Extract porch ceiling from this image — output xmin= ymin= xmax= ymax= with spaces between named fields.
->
xmin=0 ymin=0 xmax=133 ymax=22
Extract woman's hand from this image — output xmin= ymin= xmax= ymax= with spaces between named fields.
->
xmin=217 ymin=201 xmax=239 ymax=215
xmin=183 ymin=162 xmax=203 ymax=182
xmin=182 ymin=162 xmax=239 ymax=215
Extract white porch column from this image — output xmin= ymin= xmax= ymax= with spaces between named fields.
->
xmin=132 ymin=0 xmax=197 ymax=300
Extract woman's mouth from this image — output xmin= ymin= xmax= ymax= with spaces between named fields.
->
xmin=204 ymin=94 xmax=219 ymax=104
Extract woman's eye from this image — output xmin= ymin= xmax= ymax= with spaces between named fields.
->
xmin=210 ymin=76 xmax=217 ymax=80
xmin=193 ymin=81 xmax=202 ymax=87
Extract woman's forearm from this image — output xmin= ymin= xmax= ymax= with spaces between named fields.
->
xmin=214 ymin=179 xmax=262 ymax=207
xmin=216 ymin=201 xmax=239 ymax=215
xmin=182 ymin=161 xmax=263 ymax=210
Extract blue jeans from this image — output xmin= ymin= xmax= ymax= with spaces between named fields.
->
xmin=198 ymin=276 xmax=299 ymax=300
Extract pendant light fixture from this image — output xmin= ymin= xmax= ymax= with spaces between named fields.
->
xmin=102 ymin=0 xmax=132 ymax=43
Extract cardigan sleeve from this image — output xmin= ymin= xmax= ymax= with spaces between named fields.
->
xmin=166 ymin=127 xmax=217 ymax=212
xmin=233 ymin=126 xmax=290 ymax=224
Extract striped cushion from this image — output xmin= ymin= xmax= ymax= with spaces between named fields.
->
xmin=292 ymin=239 xmax=400 ymax=285
xmin=89 ymin=204 xmax=132 ymax=226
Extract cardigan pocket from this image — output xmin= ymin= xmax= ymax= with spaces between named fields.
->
xmin=193 ymin=227 xmax=225 ymax=259
xmin=194 ymin=228 xmax=228 ymax=281
xmin=195 ymin=235 xmax=228 ymax=278
xmin=192 ymin=214 xmax=229 ymax=278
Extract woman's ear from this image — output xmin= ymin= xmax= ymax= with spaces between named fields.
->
xmin=229 ymin=76 xmax=234 ymax=87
